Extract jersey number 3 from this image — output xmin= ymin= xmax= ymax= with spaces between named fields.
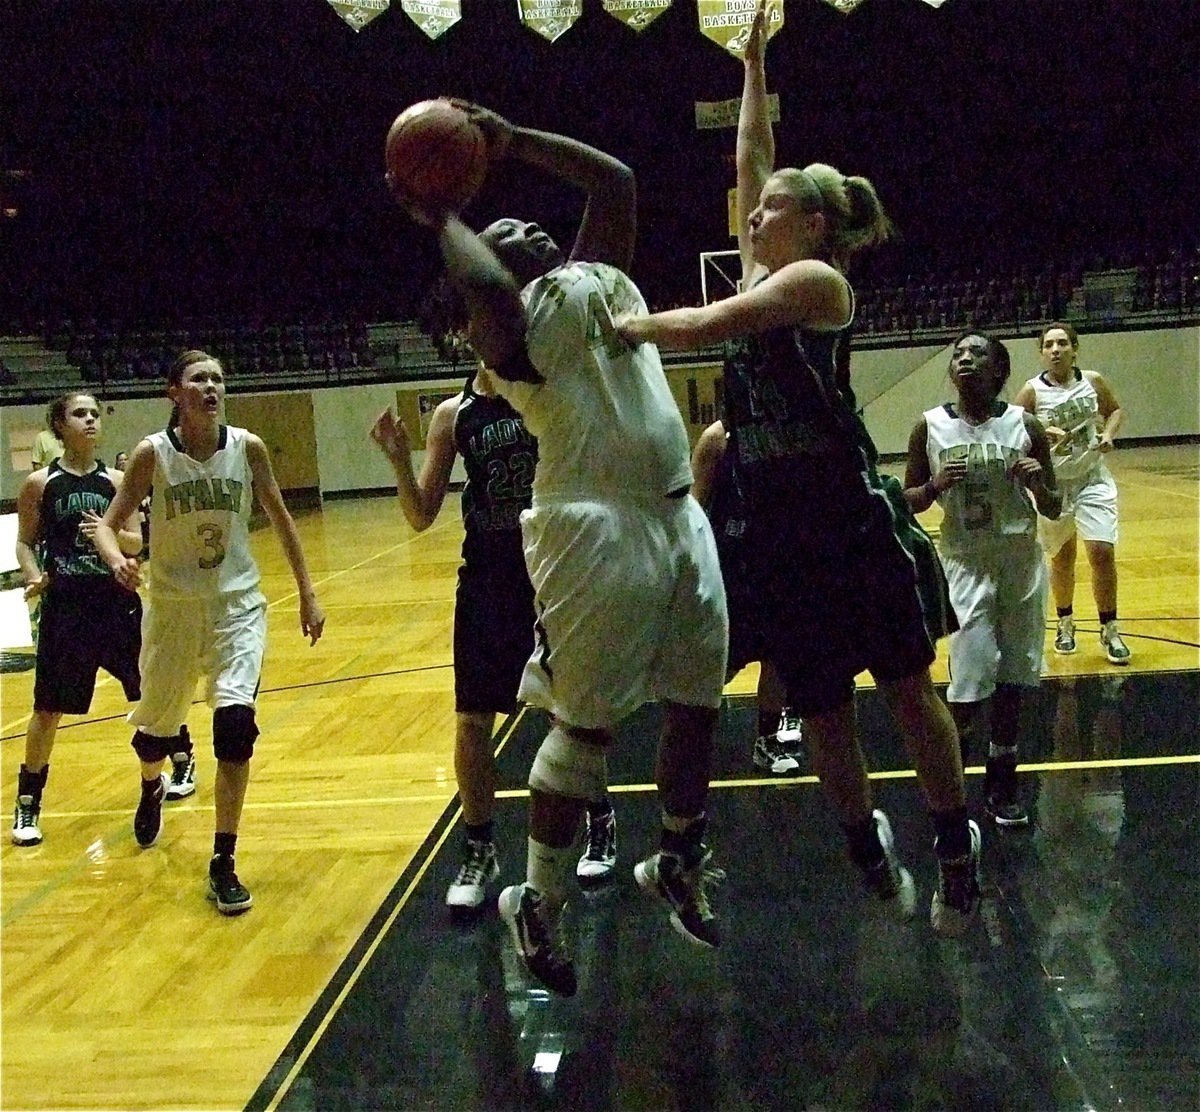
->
xmin=197 ymin=523 xmax=227 ymax=569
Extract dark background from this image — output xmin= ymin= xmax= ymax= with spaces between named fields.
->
xmin=2 ymin=0 xmax=1197 ymax=328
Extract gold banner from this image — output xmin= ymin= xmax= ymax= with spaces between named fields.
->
xmin=517 ymin=0 xmax=583 ymax=43
xmin=694 ymin=92 xmax=779 ymax=130
xmin=602 ymin=0 xmax=672 ymax=32
xmin=401 ymin=0 xmax=461 ymax=39
xmin=327 ymin=0 xmax=389 ymax=33
xmin=697 ymin=0 xmax=783 ymax=60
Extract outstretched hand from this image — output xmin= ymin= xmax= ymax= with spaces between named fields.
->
xmin=745 ymin=0 xmax=770 ymax=68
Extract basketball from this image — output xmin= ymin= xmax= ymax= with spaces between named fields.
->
xmin=385 ymin=99 xmax=488 ymax=211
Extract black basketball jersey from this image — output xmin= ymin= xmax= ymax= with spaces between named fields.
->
xmin=453 ymin=377 xmax=537 ymax=571
xmin=39 ymin=459 xmax=118 ymax=583
xmin=721 ymin=311 xmax=885 ymax=548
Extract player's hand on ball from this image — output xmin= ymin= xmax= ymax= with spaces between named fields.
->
xmin=449 ymin=100 xmax=513 ymax=162
xmin=300 ymin=593 xmax=325 ymax=646
xmin=370 ymin=407 xmax=411 ymax=462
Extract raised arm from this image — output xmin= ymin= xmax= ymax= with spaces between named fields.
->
xmin=454 ymin=104 xmax=636 ymax=271
xmin=737 ymin=1 xmax=775 ymax=285
xmin=510 ymin=127 xmax=636 ymax=271
xmin=370 ymin=397 xmax=459 ymax=531
xmin=437 ymin=215 xmax=528 ymax=372
xmin=245 ymin=435 xmax=325 ymax=645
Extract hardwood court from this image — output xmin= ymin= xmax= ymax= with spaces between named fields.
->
xmin=1 ymin=444 xmax=1196 ymax=1110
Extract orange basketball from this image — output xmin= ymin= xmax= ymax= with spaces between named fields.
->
xmin=385 ymin=99 xmax=488 ymax=211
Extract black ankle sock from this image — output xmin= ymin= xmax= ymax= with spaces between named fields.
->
xmin=1099 ymin=609 xmax=1117 ymax=625
xmin=1057 ymin=605 xmax=1074 ymax=618
xmin=931 ymin=807 xmax=970 ymax=860
xmin=465 ymin=821 xmax=494 ymax=844
xmin=214 ymin=832 xmax=237 ymax=859
xmin=18 ymin=764 xmax=48 ymax=798
xmin=661 ymin=816 xmax=706 ymax=864
xmin=841 ymin=814 xmax=883 ymax=869
xmin=587 ymin=797 xmax=613 ymax=821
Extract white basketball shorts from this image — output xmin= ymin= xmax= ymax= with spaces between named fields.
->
xmin=129 ymin=588 xmax=267 ymax=738
xmin=517 ymin=494 xmax=728 ymax=729
xmin=1038 ymin=463 xmax=1118 ymax=556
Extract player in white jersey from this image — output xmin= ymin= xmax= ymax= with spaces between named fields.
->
xmin=1014 ymin=322 xmax=1129 ymax=664
xmin=388 ymin=106 xmax=728 ymax=996
xmin=905 ymin=333 xmax=1061 ymax=827
xmin=94 ymin=350 xmax=325 ymax=915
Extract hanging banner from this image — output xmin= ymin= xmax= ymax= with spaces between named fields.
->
xmin=327 ymin=0 xmax=389 ymax=32
xmin=602 ymin=0 xmax=672 ymax=32
xmin=697 ymin=0 xmax=783 ymax=60
xmin=517 ymin=0 xmax=583 ymax=43
xmin=819 ymin=0 xmax=870 ymax=13
xmin=694 ymin=92 xmax=779 ymax=129
xmin=401 ymin=0 xmax=461 ymax=39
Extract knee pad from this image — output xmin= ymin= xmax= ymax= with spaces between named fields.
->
xmin=131 ymin=730 xmax=173 ymax=763
xmin=528 ymin=725 xmax=608 ymax=801
xmin=213 ymin=705 xmax=258 ymax=763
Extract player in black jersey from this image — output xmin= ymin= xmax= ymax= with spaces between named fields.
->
xmin=370 ymin=368 xmax=615 ymax=916
xmin=691 ymin=419 xmax=804 ymax=775
xmin=10 ymin=393 xmax=145 ymax=845
xmin=618 ymin=1 xmax=980 ymax=937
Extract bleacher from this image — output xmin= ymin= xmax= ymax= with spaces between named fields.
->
xmin=2 ymin=244 xmax=1197 ymax=404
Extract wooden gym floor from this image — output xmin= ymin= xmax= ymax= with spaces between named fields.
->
xmin=1 ymin=444 xmax=1196 ymax=1110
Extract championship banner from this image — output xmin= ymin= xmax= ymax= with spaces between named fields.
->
xmin=517 ymin=0 xmax=583 ymax=42
xmin=694 ymin=92 xmax=779 ymax=129
xmin=401 ymin=0 xmax=461 ymax=39
xmin=327 ymin=0 xmax=389 ymax=32
xmin=697 ymin=0 xmax=783 ymax=60
xmin=602 ymin=0 xmax=672 ymax=32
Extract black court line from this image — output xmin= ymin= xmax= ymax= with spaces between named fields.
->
xmin=249 ymin=671 xmax=1200 ymax=1111
xmin=243 ymin=705 xmax=527 ymax=1112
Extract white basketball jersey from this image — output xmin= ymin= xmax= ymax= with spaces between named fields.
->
xmin=925 ymin=403 xmax=1037 ymax=555
xmin=494 ymin=261 xmax=692 ymax=502
xmin=1024 ymin=371 xmax=1103 ymax=483
xmin=146 ymin=425 xmax=262 ymax=599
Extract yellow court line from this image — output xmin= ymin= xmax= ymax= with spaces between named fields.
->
xmin=494 ymin=752 xmax=1200 ymax=798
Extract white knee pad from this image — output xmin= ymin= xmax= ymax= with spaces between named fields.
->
xmin=528 ymin=725 xmax=608 ymax=800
